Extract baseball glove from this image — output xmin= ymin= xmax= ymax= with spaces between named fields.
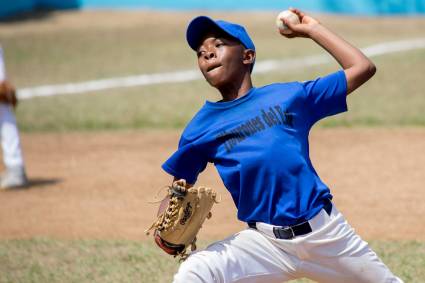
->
xmin=145 ymin=179 xmax=219 ymax=260
xmin=0 ymin=81 xmax=17 ymax=107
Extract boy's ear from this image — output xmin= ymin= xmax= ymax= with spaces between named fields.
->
xmin=243 ymin=49 xmax=256 ymax=66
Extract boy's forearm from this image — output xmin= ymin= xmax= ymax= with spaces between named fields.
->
xmin=307 ymin=24 xmax=376 ymax=94
xmin=308 ymin=24 xmax=360 ymax=69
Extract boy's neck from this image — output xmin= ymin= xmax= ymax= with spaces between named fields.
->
xmin=217 ymin=74 xmax=253 ymax=102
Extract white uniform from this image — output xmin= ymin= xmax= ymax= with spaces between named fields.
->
xmin=174 ymin=204 xmax=403 ymax=283
xmin=0 ymin=46 xmax=27 ymax=188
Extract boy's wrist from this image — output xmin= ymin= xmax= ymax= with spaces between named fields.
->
xmin=306 ymin=23 xmax=326 ymax=38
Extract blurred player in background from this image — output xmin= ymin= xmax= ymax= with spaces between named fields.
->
xmin=0 ymin=46 xmax=28 ymax=189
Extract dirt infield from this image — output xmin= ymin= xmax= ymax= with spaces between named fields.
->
xmin=0 ymin=128 xmax=424 ymax=241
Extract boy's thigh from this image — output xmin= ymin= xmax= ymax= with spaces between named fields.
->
xmin=300 ymin=243 xmax=403 ymax=283
xmin=173 ymin=229 xmax=299 ymax=283
xmin=299 ymin=209 xmax=402 ymax=283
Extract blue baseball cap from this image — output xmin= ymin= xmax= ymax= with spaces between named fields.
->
xmin=186 ymin=16 xmax=255 ymax=52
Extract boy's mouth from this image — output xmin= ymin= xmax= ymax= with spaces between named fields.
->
xmin=207 ymin=64 xmax=222 ymax=73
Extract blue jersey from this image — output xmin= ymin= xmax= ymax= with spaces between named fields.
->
xmin=162 ymin=70 xmax=347 ymax=226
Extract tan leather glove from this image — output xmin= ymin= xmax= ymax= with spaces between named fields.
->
xmin=0 ymin=81 xmax=17 ymax=107
xmin=146 ymin=179 xmax=219 ymax=260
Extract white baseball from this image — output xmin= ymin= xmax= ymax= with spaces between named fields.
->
xmin=276 ymin=10 xmax=300 ymax=35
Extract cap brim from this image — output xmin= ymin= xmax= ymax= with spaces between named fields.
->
xmin=186 ymin=16 xmax=223 ymax=51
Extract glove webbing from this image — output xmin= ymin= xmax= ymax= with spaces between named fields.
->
xmin=145 ymin=184 xmax=189 ymax=234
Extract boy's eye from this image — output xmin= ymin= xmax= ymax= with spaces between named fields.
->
xmin=215 ymin=43 xmax=224 ymax=47
xmin=197 ymin=51 xmax=205 ymax=57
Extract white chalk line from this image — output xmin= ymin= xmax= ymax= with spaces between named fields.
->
xmin=17 ymin=38 xmax=425 ymax=100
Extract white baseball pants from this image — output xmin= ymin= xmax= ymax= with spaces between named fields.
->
xmin=0 ymin=103 xmax=25 ymax=169
xmin=0 ymin=46 xmax=25 ymax=169
xmin=173 ymin=204 xmax=403 ymax=283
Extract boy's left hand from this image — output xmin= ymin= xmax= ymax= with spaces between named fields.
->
xmin=279 ymin=8 xmax=320 ymax=38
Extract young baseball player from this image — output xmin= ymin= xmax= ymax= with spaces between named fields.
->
xmin=0 ymin=46 xmax=28 ymax=189
xmin=161 ymin=8 xmax=403 ymax=283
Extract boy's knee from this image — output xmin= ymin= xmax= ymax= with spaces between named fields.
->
xmin=173 ymin=252 xmax=219 ymax=283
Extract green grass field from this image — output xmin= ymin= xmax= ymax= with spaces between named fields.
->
xmin=1 ymin=239 xmax=424 ymax=283
xmin=0 ymin=11 xmax=424 ymax=131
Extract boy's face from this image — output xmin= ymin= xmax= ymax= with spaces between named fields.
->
xmin=196 ymin=31 xmax=252 ymax=88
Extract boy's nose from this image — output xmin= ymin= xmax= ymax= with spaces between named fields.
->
xmin=204 ymin=51 xmax=216 ymax=60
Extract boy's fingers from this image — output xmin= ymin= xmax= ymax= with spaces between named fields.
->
xmin=280 ymin=19 xmax=307 ymax=38
xmin=298 ymin=11 xmax=306 ymax=18
xmin=289 ymin=7 xmax=305 ymax=20
xmin=289 ymin=8 xmax=300 ymax=15
xmin=280 ymin=32 xmax=294 ymax=38
xmin=282 ymin=18 xmax=298 ymax=30
xmin=279 ymin=22 xmax=297 ymax=38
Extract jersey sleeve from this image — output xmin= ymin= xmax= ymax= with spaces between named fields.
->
xmin=301 ymin=70 xmax=348 ymax=125
xmin=161 ymin=135 xmax=208 ymax=185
